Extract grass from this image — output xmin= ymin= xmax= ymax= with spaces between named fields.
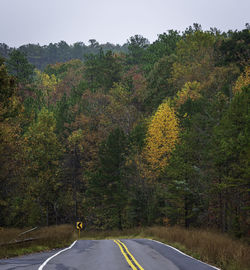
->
xmin=142 ymin=226 xmax=250 ymax=270
xmin=0 ymin=224 xmax=76 ymax=259
xmin=80 ymin=227 xmax=143 ymax=240
xmin=0 ymin=225 xmax=249 ymax=270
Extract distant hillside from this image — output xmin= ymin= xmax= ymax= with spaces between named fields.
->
xmin=0 ymin=40 xmax=129 ymax=69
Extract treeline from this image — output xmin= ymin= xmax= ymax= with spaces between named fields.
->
xmin=0 ymin=24 xmax=249 ymax=238
xmin=0 ymin=39 xmax=128 ymax=70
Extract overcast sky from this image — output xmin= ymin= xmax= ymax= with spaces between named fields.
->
xmin=0 ymin=0 xmax=249 ymax=47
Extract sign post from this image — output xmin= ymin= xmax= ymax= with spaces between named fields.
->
xmin=76 ymin=221 xmax=83 ymax=238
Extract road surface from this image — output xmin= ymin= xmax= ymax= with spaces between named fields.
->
xmin=0 ymin=239 xmax=220 ymax=270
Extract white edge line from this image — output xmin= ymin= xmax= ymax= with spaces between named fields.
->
xmin=38 ymin=240 xmax=77 ymax=270
xmin=149 ymin=239 xmax=221 ymax=270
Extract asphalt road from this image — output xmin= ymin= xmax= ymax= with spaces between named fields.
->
xmin=0 ymin=239 xmax=220 ymax=270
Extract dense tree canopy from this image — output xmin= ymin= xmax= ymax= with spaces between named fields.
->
xmin=0 ymin=25 xmax=249 ymax=237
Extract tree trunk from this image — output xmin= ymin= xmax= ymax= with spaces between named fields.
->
xmin=184 ymin=195 xmax=189 ymax=228
xmin=46 ymin=203 xmax=49 ymax=226
xmin=73 ymin=145 xmax=78 ymax=222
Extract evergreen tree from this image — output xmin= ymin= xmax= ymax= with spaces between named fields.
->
xmin=86 ymin=128 xmax=127 ymax=229
xmin=6 ymin=50 xmax=34 ymax=84
xmin=212 ymin=86 xmax=250 ymax=235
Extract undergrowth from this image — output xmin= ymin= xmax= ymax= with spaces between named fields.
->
xmin=0 ymin=225 xmax=249 ymax=270
xmin=0 ymin=224 xmax=75 ymax=259
xmin=142 ymin=226 xmax=250 ymax=270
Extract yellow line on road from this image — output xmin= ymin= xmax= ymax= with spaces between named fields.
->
xmin=114 ymin=240 xmax=137 ymax=270
xmin=114 ymin=240 xmax=144 ymax=270
xmin=117 ymin=240 xmax=144 ymax=270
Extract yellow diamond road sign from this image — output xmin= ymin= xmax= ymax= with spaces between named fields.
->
xmin=77 ymin=222 xmax=83 ymax=230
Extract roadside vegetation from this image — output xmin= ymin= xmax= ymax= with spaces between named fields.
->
xmin=1 ymin=24 xmax=249 ymax=237
xmin=0 ymin=225 xmax=75 ymax=258
xmin=143 ymin=226 xmax=250 ymax=270
xmin=1 ymin=225 xmax=249 ymax=270
xmin=1 ymin=23 xmax=249 ymax=270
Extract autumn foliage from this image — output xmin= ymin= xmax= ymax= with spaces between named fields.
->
xmin=144 ymin=101 xmax=179 ymax=173
xmin=0 ymin=24 xmax=249 ymax=245
xmin=233 ymin=66 xmax=250 ymax=94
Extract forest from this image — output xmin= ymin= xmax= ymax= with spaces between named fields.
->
xmin=0 ymin=40 xmax=128 ymax=70
xmin=0 ymin=24 xmax=249 ymax=239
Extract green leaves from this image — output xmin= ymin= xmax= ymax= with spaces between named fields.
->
xmin=6 ymin=50 xmax=34 ymax=84
xmin=1 ymin=26 xmax=249 ymax=234
xmin=84 ymin=50 xmax=123 ymax=92
xmin=211 ymin=86 xmax=250 ymax=235
xmin=86 ymin=128 xmax=127 ymax=229
xmin=22 ymin=108 xmax=63 ymax=225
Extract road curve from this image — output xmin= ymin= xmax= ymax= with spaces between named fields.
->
xmin=0 ymin=239 xmax=220 ymax=270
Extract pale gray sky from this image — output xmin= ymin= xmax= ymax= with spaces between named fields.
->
xmin=0 ymin=0 xmax=249 ymax=47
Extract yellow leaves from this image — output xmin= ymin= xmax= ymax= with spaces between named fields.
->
xmin=106 ymin=83 xmax=140 ymax=135
xmin=144 ymin=101 xmax=179 ymax=174
xmin=109 ymin=82 xmax=130 ymax=105
xmin=170 ymin=31 xmax=215 ymax=89
xmin=68 ymin=129 xmax=84 ymax=152
xmin=34 ymin=70 xmax=59 ymax=105
xmin=233 ymin=66 xmax=250 ymax=95
xmin=174 ymin=81 xmax=201 ymax=109
xmin=35 ymin=70 xmax=58 ymax=89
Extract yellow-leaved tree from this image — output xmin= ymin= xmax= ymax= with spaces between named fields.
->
xmin=34 ymin=70 xmax=58 ymax=107
xmin=233 ymin=66 xmax=250 ymax=95
xmin=144 ymin=100 xmax=179 ymax=175
xmin=174 ymin=81 xmax=201 ymax=109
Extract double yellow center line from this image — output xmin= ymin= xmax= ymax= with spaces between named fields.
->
xmin=114 ymin=240 xmax=144 ymax=270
